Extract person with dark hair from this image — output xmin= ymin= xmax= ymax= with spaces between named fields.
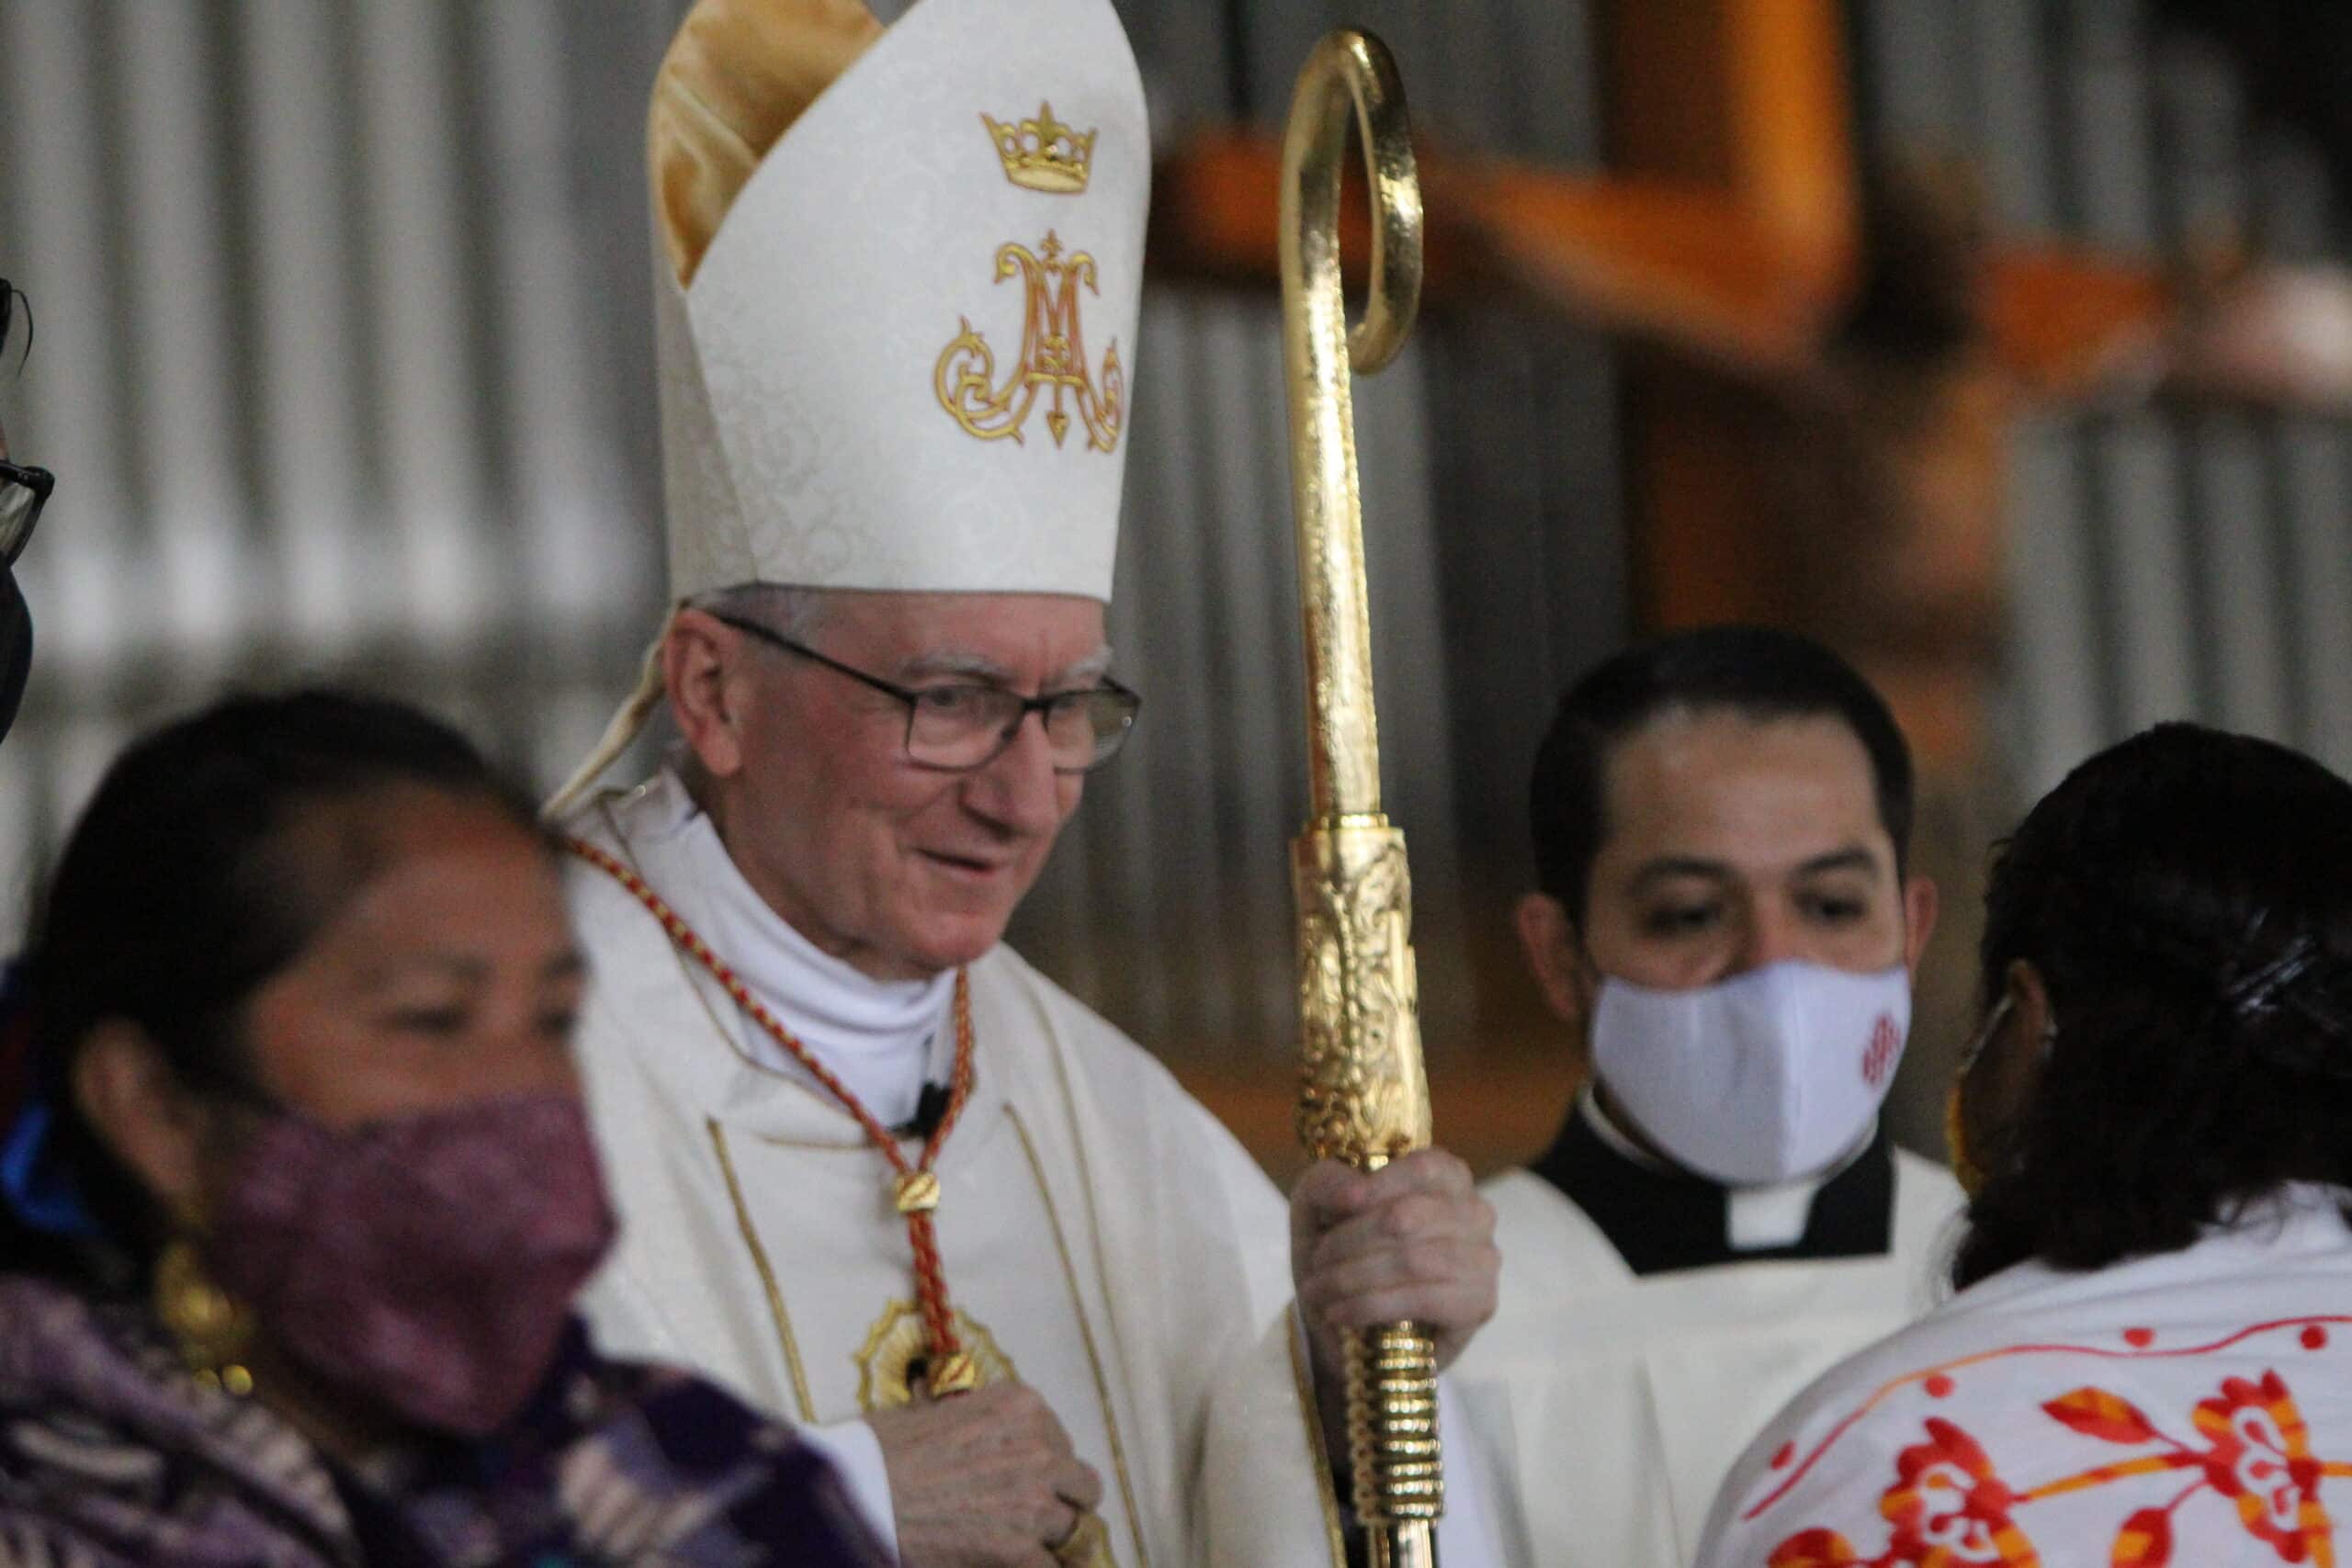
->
xmin=1449 ymin=626 xmax=1962 ymax=1568
xmin=1701 ymin=723 xmax=2352 ymax=1568
xmin=0 ymin=689 xmax=890 ymax=1565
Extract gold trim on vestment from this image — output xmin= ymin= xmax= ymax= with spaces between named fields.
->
xmin=708 ymin=1118 xmax=820 ymax=1425
xmin=1288 ymin=1304 xmax=1352 ymax=1568
xmin=1009 ymin=1109 xmax=1150 ymax=1568
xmin=589 ymin=798 xmax=827 ymax=1422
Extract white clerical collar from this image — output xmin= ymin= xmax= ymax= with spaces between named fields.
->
xmin=1577 ymin=1086 xmax=1873 ymax=1251
xmin=660 ymin=770 xmax=955 ymax=1129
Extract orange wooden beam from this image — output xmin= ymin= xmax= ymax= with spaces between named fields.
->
xmin=1148 ymin=129 xmax=1831 ymax=375
xmin=1147 ymin=128 xmax=1477 ymax=297
xmin=1600 ymin=0 xmax=1856 ymax=638
xmin=1603 ymin=0 xmax=1858 ymax=309
xmin=1148 ymin=130 xmax=2182 ymax=398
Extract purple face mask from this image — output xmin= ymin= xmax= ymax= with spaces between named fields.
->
xmin=205 ymin=1091 xmax=616 ymax=1439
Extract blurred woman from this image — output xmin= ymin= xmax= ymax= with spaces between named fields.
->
xmin=1699 ymin=723 xmax=2352 ymax=1568
xmin=0 ymin=690 xmax=888 ymax=1566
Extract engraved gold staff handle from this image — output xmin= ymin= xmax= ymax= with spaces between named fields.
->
xmin=1276 ymin=28 xmax=1441 ymax=1568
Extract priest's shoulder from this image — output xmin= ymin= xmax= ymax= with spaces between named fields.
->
xmin=963 ymin=942 xmax=1267 ymax=1146
xmin=1478 ymin=1166 xmax=1633 ymax=1298
xmin=967 ymin=941 xmax=1185 ymax=1096
xmin=552 ymin=782 xmax=652 ymax=888
xmin=552 ymin=776 xmax=706 ymax=931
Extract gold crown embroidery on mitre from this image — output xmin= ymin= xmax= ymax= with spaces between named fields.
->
xmin=983 ymin=101 xmax=1096 ymax=193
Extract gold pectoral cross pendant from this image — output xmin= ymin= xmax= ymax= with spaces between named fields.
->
xmin=853 ymin=1299 xmax=1016 ymax=1411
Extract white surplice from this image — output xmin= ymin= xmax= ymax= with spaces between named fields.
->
xmin=1451 ymin=1095 xmax=1962 ymax=1568
xmin=1700 ymin=1184 xmax=2352 ymax=1568
xmin=561 ymin=772 xmax=1495 ymax=1568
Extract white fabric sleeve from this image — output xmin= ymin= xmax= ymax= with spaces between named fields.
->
xmin=793 ymin=1416 xmax=900 ymax=1561
xmin=1433 ymin=1373 xmax=1507 ymax=1568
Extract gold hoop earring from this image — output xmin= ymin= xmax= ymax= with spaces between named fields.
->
xmin=1946 ymin=994 xmax=2013 ymax=1198
xmin=153 ymin=1237 xmax=254 ymax=1396
xmin=1943 ymin=1080 xmax=1988 ymax=1200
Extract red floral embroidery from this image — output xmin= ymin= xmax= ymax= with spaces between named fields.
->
xmin=1755 ymin=1337 xmax=2352 ymax=1568
xmin=1770 ymin=1419 xmax=2041 ymax=1566
xmin=2191 ymin=1371 xmax=2333 ymax=1563
xmin=1769 ymin=1529 xmax=1864 ymax=1568
xmin=2109 ymin=1506 xmax=2174 ymax=1567
xmin=1879 ymin=1419 xmax=2041 ymax=1566
xmin=2043 ymin=1387 xmax=2163 ymax=1447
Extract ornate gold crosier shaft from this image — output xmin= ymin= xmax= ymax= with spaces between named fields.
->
xmin=1277 ymin=29 xmax=1441 ymax=1568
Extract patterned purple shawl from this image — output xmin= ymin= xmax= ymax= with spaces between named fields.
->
xmin=0 ymin=1274 xmax=894 ymax=1566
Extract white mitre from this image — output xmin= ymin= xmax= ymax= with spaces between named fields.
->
xmin=551 ymin=0 xmax=1148 ymax=812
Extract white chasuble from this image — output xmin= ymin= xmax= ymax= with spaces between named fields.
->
xmin=561 ymin=776 xmax=1358 ymax=1568
xmin=1453 ymin=1134 xmax=1962 ymax=1568
xmin=1700 ymin=1186 xmax=2352 ymax=1568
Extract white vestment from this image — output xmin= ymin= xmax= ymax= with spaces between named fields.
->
xmin=563 ymin=773 xmax=1494 ymax=1568
xmin=1700 ymin=1185 xmax=2352 ymax=1568
xmin=1452 ymin=1095 xmax=1962 ymax=1568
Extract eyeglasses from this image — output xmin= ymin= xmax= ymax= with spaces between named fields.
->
xmin=0 ymin=460 xmax=50 ymax=566
xmin=713 ymin=614 xmax=1141 ymax=774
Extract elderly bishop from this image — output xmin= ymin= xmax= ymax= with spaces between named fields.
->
xmin=549 ymin=2 xmax=1503 ymax=1565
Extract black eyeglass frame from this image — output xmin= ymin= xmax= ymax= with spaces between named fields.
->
xmin=0 ymin=460 xmax=51 ymax=566
xmin=711 ymin=612 xmax=1141 ymax=774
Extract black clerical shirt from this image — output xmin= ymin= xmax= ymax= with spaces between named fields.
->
xmin=1528 ymin=1095 xmax=1896 ymax=1277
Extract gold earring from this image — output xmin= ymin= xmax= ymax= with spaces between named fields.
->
xmin=1943 ymin=1079 xmax=1988 ymax=1200
xmin=153 ymin=1237 xmax=254 ymax=1396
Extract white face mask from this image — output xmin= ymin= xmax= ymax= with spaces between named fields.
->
xmin=1589 ymin=960 xmax=1912 ymax=1186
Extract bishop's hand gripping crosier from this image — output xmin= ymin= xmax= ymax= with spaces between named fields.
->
xmin=1276 ymin=30 xmax=1442 ymax=1568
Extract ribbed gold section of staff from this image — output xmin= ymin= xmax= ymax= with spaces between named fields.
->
xmin=1277 ymin=28 xmax=1442 ymax=1568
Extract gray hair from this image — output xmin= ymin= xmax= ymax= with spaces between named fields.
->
xmin=691 ymin=582 xmax=831 ymax=641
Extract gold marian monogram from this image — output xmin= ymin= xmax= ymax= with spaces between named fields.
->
xmin=933 ymin=231 xmax=1124 ymax=452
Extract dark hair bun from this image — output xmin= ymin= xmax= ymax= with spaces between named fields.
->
xmin=1955 ymin=722 xmax=2352 ymax=1287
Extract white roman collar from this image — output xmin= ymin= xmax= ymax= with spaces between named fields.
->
xmin=634 ymin=769 xmax=955 ymax=1129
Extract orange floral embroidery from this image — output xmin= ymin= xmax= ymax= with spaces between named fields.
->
xmin=1765 ymin=1371 xmax=2345 ymax=1568
xmin=2192 ymin=1372 xmax=2333 ymax=1563
xmin=1768 ymin=1529 xmax=1867 ymax=1568
xmin=1880 ymin=1419 xmax=2041 ymax=1567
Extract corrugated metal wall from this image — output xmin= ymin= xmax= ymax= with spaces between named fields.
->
xmin=1851 ymin=0 xmax=2352 ymax=799
xmin=0 ymin=0 xmax=1627 ymax=1066
xmin=23 ymin=2 xmax=2333 ymax=1069
xmin=0 ymin=0 xmax=673 ymax=921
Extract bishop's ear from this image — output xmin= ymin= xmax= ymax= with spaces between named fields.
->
xmin=663 ymin=607 xmax=751 ymax=780
xmin=1514 ymin=892 xmax=1596 ymax=1034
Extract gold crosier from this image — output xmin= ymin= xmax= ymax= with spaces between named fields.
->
xmin=1277 ymin=29 xmax=1442 ymax=1568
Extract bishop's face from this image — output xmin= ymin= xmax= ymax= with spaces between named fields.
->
xmin=718 ymin=591 xmax=1104 ymax=982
